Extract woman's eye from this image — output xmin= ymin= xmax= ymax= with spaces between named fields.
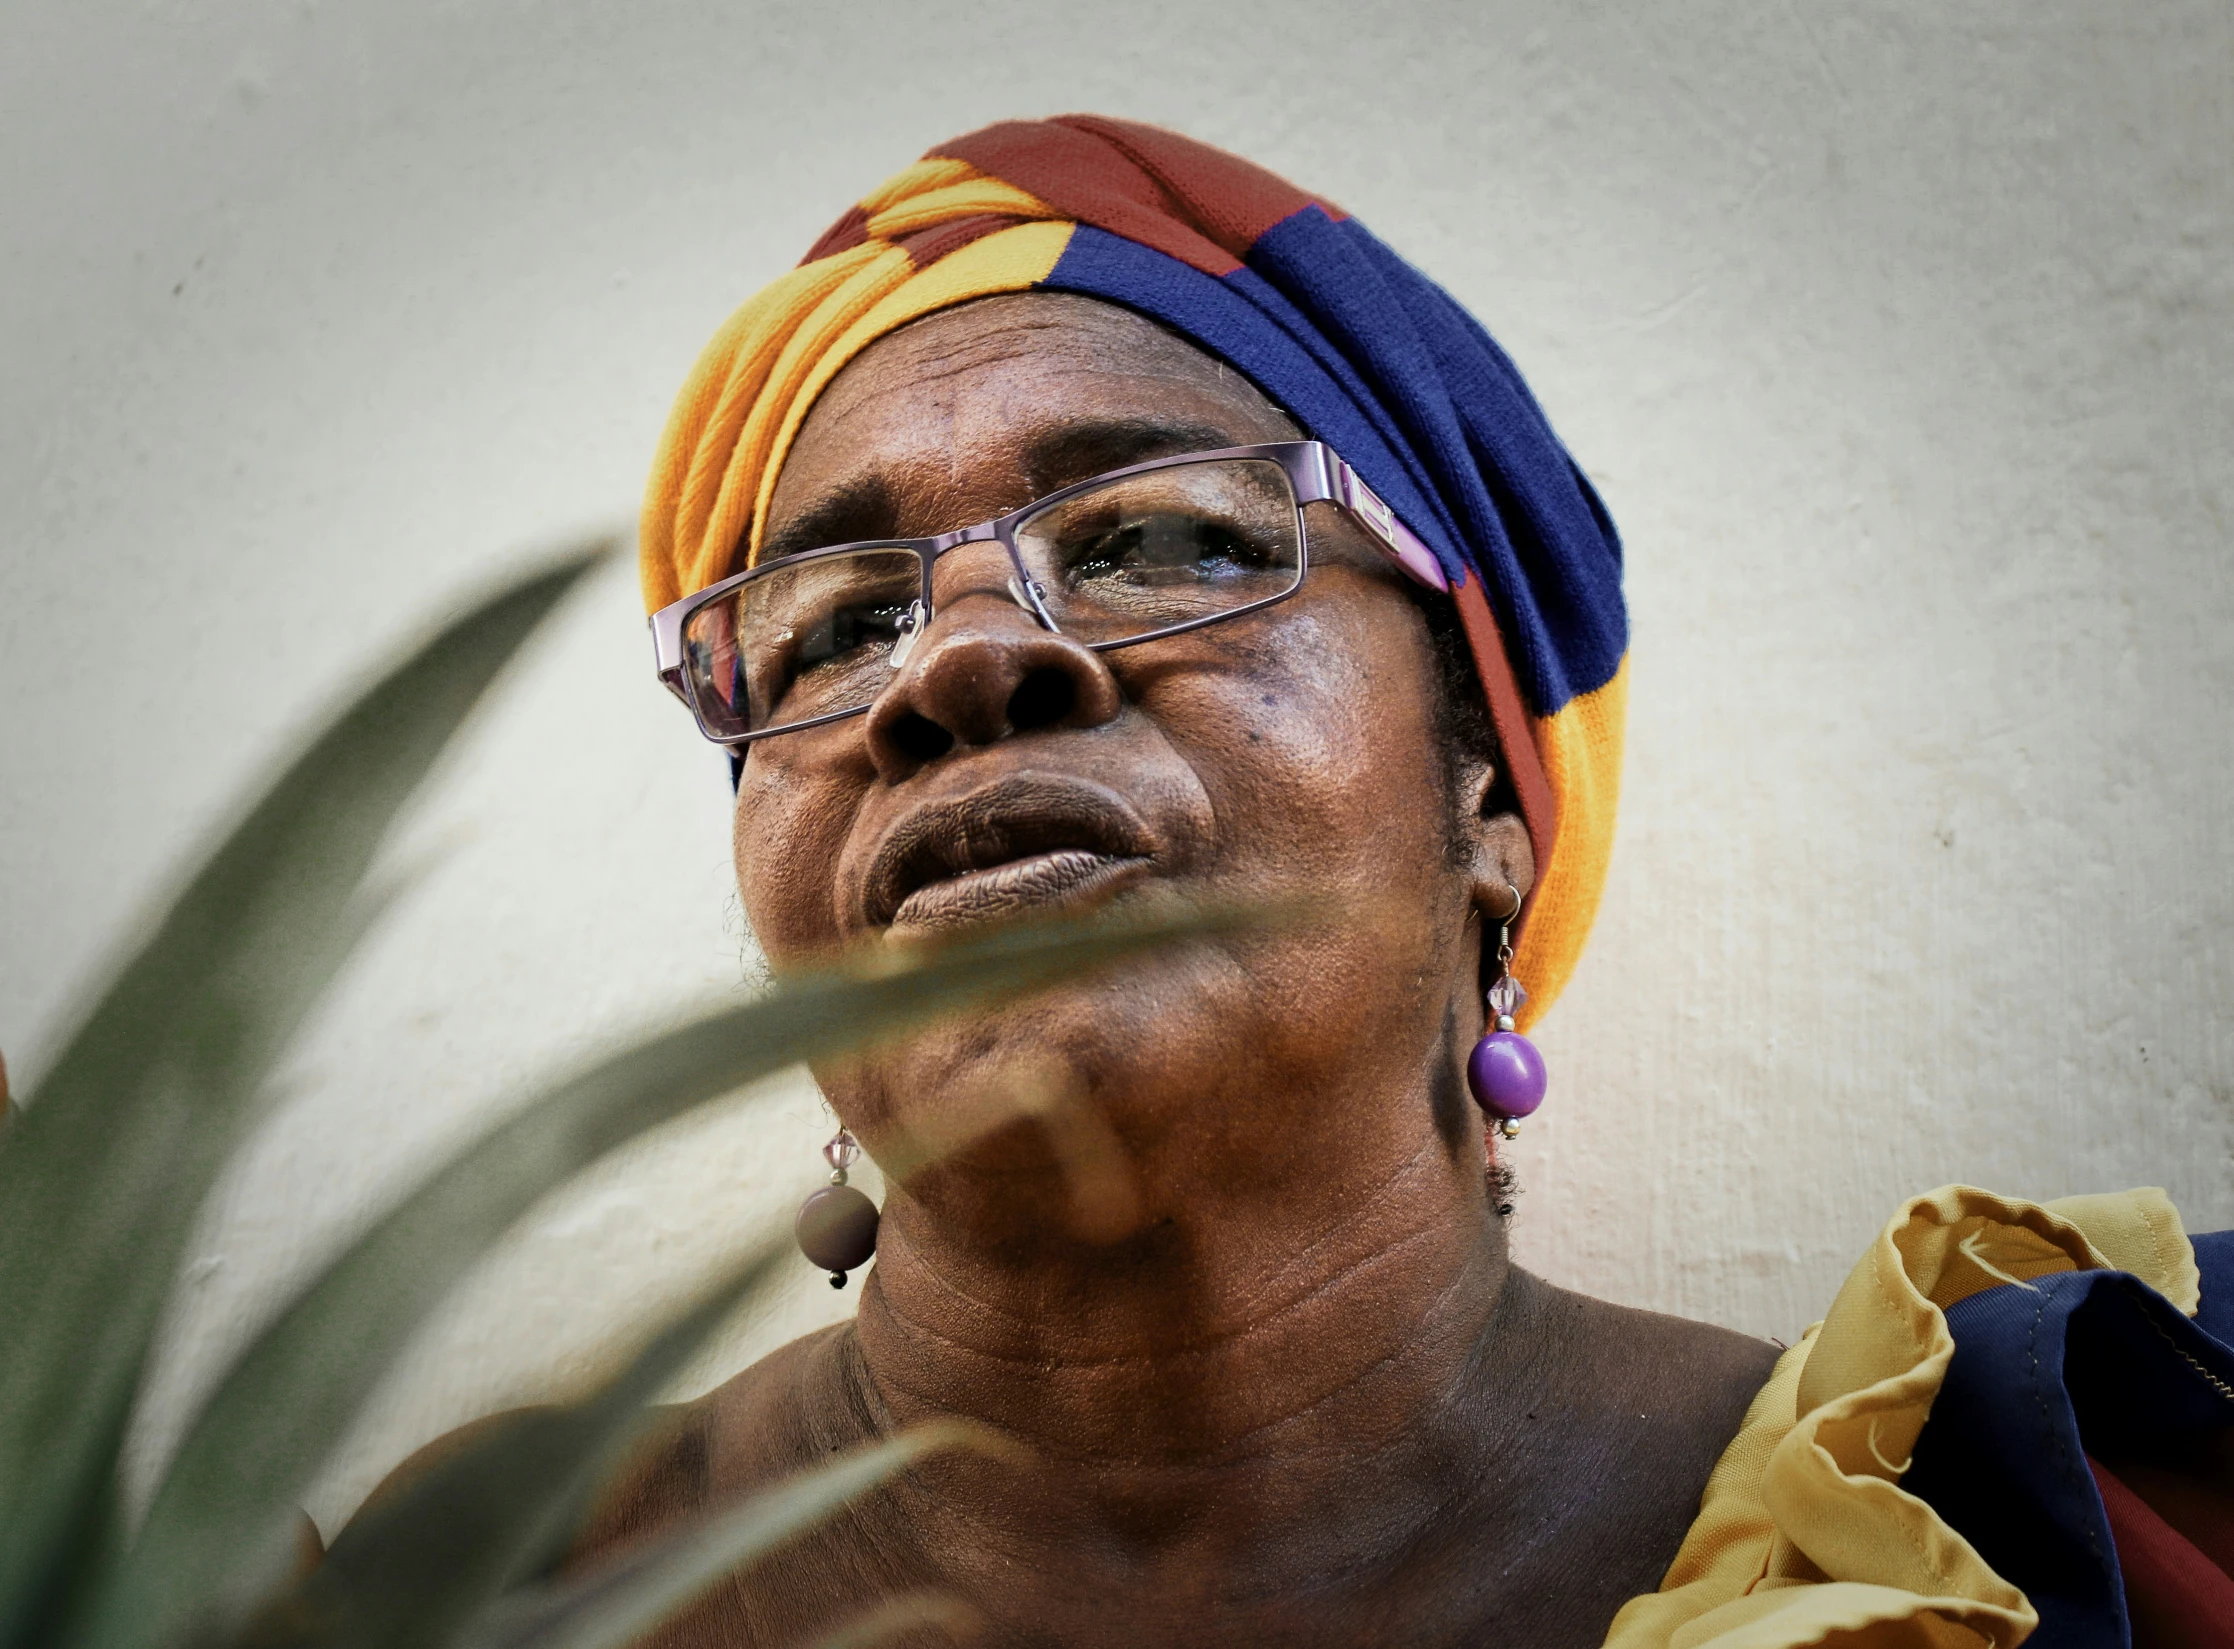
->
xmin=796 ymin=603 xmax=907 ymax=669
xmin=1070 ymin=513 xmax=1266 ymax=581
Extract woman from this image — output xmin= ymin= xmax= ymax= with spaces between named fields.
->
xmin=602 ymin=119 xmax=2232 ymax=1646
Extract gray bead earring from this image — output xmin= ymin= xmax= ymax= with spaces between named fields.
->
xmin=795 ymin=1128 xmax=879 ymax=1289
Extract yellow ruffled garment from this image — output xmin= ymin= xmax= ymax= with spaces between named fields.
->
xmin=1606 ymin=1185 xmax=2200 ymax=1649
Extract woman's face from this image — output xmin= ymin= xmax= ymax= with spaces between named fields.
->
xmin=737 ymin=294 xmax=1530 ymax=1216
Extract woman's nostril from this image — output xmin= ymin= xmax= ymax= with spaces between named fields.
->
xmin=1007 ymin=667 xmax=1076 ymax=731
xmin=877 ymin=656 xmax=1092 ymax=771
xmin=890 ymin=712 xmax=955 ymax=763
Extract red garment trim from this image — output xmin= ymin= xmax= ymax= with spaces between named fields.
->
xmin=931 ymin=115 xmax=1338 ymax=279
xmin=800 ymin=202 xmax=871 ymax=266
xmin=2092 ymin=1457 xmax=2234 ymax=1649
xmin=1452 ymin=571 xmax=1557 ymax=929
xmin=894 ymin=213 xmax=1027 ymax=270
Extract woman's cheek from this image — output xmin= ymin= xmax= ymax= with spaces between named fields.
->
xmin=1185 ymin=607 xmax=1434 ymax=856
xmin=733 ymin=752 xmax=863 ymax=957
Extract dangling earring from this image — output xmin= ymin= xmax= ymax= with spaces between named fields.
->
xmin=796 ymin=1127 xmax=879 ymax=1289
xmin=1466 ymin=884 xmax=1547 ymax=1140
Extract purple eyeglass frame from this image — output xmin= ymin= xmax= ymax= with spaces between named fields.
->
xmin=649 ymin=439 xmax=1451 ymax=746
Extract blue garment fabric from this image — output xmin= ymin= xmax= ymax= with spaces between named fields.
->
xmin=1901 ymin=1230 xmax=2234 ymax=1647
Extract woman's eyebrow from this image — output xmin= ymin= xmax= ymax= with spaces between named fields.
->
xmin=760 ymin=416 xmax=1253 ymax=561
xmin=1024 ymin=416 xmax=1251 ymax=495
xmin=758 ymin=475 xmax=895 ymax=563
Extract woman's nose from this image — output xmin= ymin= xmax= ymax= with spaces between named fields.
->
xmin=863 ymin=586 xmax=1123 ymax=781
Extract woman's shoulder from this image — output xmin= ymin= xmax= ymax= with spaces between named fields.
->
xmin=566 ymin=1319 xmax=869 ymax=1561
xmin=1513 ymin=1269 xmax=1782 ymax=1450
xmin=344 ymin=1320 xmax=864 ymax=1583
xmin=1476 ymin=1268 xmax=1784 ymax=1630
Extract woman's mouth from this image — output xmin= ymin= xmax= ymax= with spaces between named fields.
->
xmin=860 ymin=773 xmax=1160 ymax=935
xmin=889 ymin=847 xmax=1152 ymax=933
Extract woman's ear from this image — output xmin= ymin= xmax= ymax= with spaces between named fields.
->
xmin=1452 ymin=758 xmax=1535 ymax=929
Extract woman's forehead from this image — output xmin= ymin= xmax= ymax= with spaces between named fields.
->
xmin=766 ymin=294 xmax=1299 ymax=547
xmin=821 ymin=292 xmax=1276 ymax=406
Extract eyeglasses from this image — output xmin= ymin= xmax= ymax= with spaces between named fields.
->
xmin=650 ymin=439 xmax=1449 ymax=745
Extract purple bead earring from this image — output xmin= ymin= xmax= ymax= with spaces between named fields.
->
xmin=1466 ymin=884 xmax=1547 ymax=1140
xmin=796 ymin=1128 xmax=879 ymax=1288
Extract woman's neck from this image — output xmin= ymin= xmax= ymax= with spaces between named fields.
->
xmin=829 ymin=1193 xmax=1771 ymax=1649
xmin=848 ymin=1088 xmax=1533 ymax=1570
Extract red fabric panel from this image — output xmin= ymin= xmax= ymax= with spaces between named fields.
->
xmin=799 ymin=202 xmax=871 ymax=266
xmin=2092 ymin=1457 xmax=2234 ymax=1649
xmin=1452 ymin=572 xmax=1557 ymax=928
xmin=894 ymin=213 xmax=1027 ymax=269
xmin=2107 ymin=1453 xmax=2234 ymax=1581
xmin=1054 ymin=114 xmax=1346 ymax=238
xmin=932 ymin=115 xmax=1337 ymax=278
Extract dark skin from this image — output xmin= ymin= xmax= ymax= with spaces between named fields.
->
xmin=467 ymin=294 xmax=1777 ymax=1646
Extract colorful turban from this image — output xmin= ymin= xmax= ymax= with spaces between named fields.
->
xmin=641 ymin=116 xmax=1628 ymax=1027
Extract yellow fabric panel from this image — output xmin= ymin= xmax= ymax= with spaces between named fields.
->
xmin=1665 ymin=1582 xmax=2014 ymax=1649
xmin=1603 ymin=1185 xmax=2198 ymax=1649
xmin=1514 ymin=663 xmax=1625 ymax=1031
xmin=640 ymin=241 xmax=888 ymax=612
xmin=695 ymin=245 xmax=915 ymax=598
xmin=864 ymin=176 xmax=1051 ymax=239
xmin=2045 ymin=1189 xmax=2199 ymax=1312
xmin=860 ymin=155 xmax=977 ymax=213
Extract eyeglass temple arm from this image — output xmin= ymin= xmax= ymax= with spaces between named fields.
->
xmin=649 ymin=603 xmax=692 ymax=692
xmin=1328 ymin=460 xmax=1450 ymax=593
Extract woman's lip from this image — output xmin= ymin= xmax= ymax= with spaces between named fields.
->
xmin=860 ymin=772 xmax=1161 ymax=929
xmin=888 ymin=849 xmax=1151 ymax=935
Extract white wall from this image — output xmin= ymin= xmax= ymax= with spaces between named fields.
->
xmin=3 ymin=1 xmax=2228 ymax=1533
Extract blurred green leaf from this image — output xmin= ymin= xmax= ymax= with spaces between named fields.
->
xmin=97 ymin=896 xmax=1244 ymax=1649
xmin=466 ymin=1426 xmax=993 ymax=1649
xmin=803 ymin=1595 xmax=980 ymax=1649
xmin=0 ymin=545 xmax=607 ymax=1646
xmin=250 ymin=1238 xmax=793 ymax=1649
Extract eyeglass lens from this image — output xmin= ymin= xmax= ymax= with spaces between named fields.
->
xmin=679 ymin=456 xmax=1302 ymax=740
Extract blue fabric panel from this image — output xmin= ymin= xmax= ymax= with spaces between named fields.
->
xmin=1902 ymin=1232 xmax=2234 ymax=1649
xmin=1042 ymin=212 xmax=1626 ymax=716
xmin=1249 ymin=210 xmax=1627 ymax=709
xmin=2193 ymin=1229 xmax=2234 ymax=1344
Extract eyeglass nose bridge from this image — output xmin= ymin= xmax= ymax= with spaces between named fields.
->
xmin=903 ymin=524 xmax=1060 ymax=658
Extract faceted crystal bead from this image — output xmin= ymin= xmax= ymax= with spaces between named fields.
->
xmin=822 ymin=1130 xmax=861 ymax=1173
xmin=1487 ymin=975 xmax=1528 ymax=1019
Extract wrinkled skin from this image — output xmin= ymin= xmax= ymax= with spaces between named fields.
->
xmin=560 ymin=295 xmax=1779 ymax=1646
